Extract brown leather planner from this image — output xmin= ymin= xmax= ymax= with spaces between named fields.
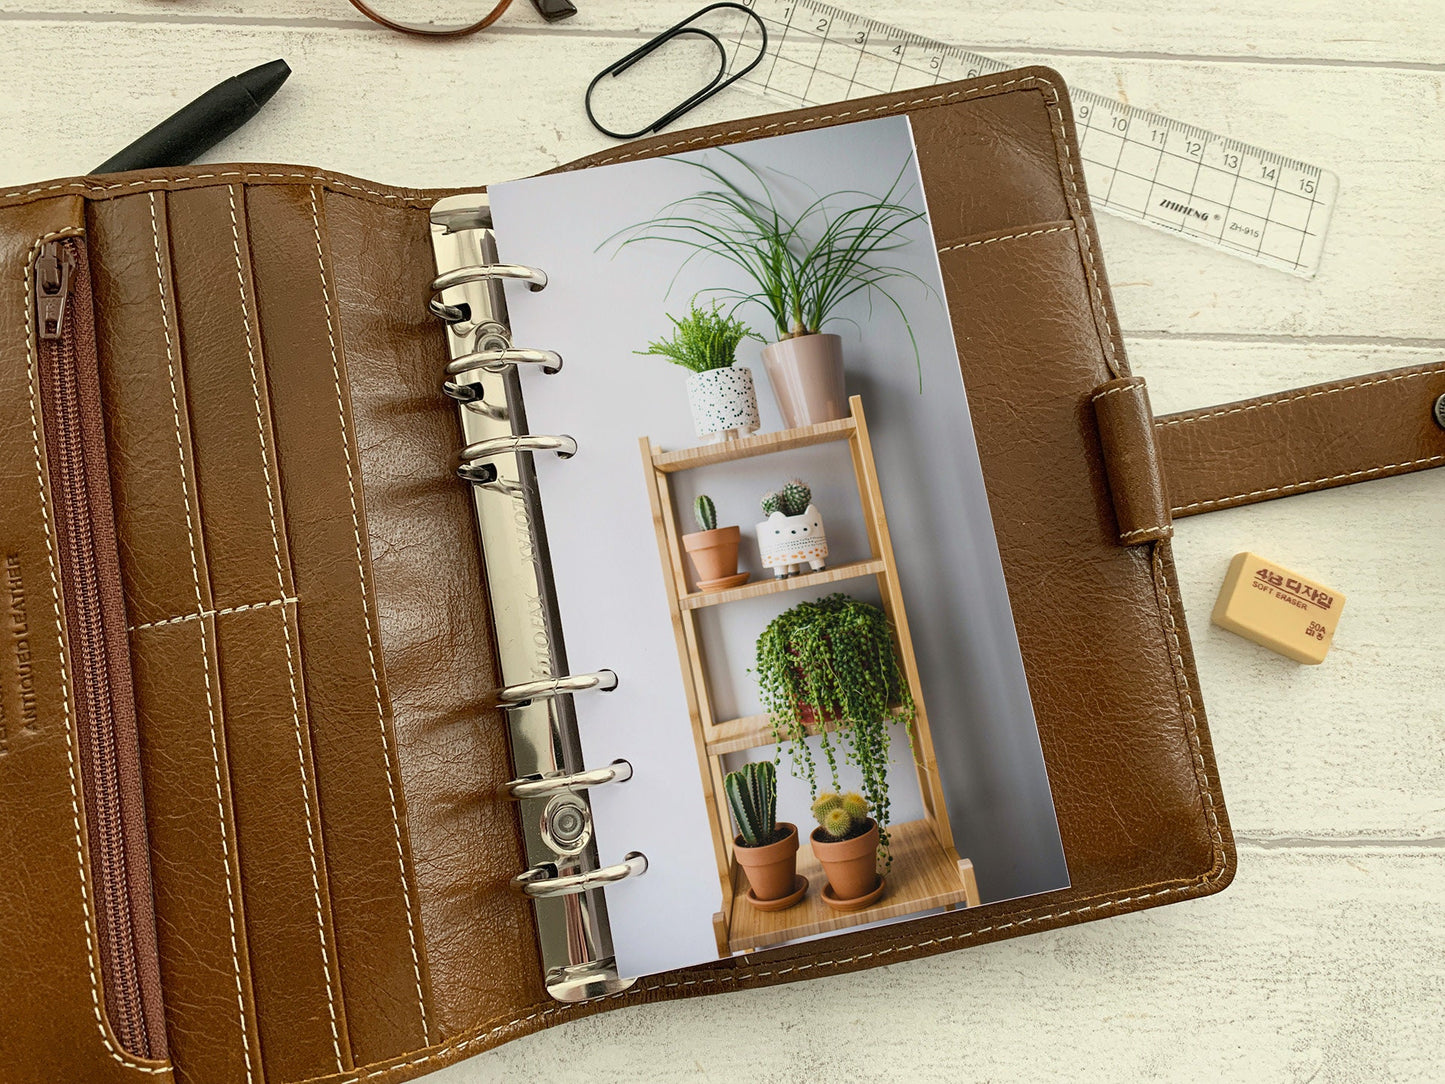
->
xmin=1 ymin=68 xmax=1441 ymax=1084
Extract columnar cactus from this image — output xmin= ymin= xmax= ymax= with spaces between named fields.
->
xmin=694 ymin=493 xmax=717 ymax=532
xmin=760 ymin=491 xmax=782 ymax=517
xmin=811 ymin=790 xmax=869 ymax=841
xmin=724 ymin=761 xmax=780 ymax=847
xmin=780 ymin=479 xmax=812 ymax=516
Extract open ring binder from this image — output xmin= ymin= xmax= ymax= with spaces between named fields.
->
xmin=459 ymin=432 xmax=577 ymax=464
xmin=430 ymin=194 xmax=642 ymax=1002
xmin=506 ymin=760 xmax=634 ymax=800
xmin=499 ymin=669 xmax=619 ymax=706
xmin=446 ymin=346 xmax=563 ymax=377
xmin=431 ymin=262 xmax=549 ymax=294
xmin=512 ymin=854 xmax=649 ymax=899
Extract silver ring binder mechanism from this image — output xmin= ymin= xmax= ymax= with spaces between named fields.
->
xmin=430 ymin=195 xmax=643 ymax=1003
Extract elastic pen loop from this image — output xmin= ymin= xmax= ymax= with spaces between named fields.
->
xmin=585 ymin=2 xmax=769 ymax=141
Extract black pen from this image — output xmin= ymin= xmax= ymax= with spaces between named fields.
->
xmin=92 ymin=59 xmax=291 ymax=175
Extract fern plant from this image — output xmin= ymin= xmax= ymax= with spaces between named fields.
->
xmin=636 ymin=300 xmax=753 ymax=373
xmin=724 ymin=761 xmax=782 ymax=847
xmin=753 ymin=593 xmax=914 ymax=860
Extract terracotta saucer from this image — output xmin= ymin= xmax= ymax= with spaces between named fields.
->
xmin=746 ymin=874 xmax=808 ymax=912
xmin=697 ymin=571 xmax=751 ymax=592
xmin=820 ymin=875 xmax=886 ymax=913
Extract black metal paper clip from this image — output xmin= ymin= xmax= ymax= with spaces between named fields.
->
xmin=585 ymin=2 xmax=768 ymax=141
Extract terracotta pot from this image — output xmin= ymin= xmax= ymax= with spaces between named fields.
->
xmin=681 ymin=525 xmax=740 ymax=585
xmin=755 ymin=504 xmax=828 ymax=578
xmin=686 ymin=366 xmax=760 ymax=441
xmin=760 ymin=333 xmax=847 ymax=427
xmin=811 ymin=818 xmax=880 ymax=901
xmin=735 ymin=822 xmax=800 ymax=902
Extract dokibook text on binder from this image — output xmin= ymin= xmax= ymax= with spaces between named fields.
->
xmin=449 ymin=115 xmax=1070 ymax=982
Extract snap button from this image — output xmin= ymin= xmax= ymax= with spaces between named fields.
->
xmin=1434 ymin=392 xmax=1445 ymax=431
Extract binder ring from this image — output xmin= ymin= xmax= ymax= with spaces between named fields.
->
xmin=447 ymin=347 xmax=563 ymax=377
xmin=432 ymin=264 xmax=548 ymax=294
xmin=499 ymin=669 xmax=618 ymax=706
xmin=460 ymin=434 xmax=577 ymax=464
xmin=506 ymin=759 xmax=633 ymax=800
xmin=512 ymin=853 xmax=648 ymax=898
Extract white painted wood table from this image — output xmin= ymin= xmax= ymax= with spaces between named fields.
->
xmin=3 ymin=2 xmax=1441 ymax=1080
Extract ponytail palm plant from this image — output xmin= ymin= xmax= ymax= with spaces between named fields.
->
xmin=604 ymin=150 xmax=933 ymax=390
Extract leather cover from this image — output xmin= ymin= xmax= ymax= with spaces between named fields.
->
xmin=10 ymin=66 xmax=1428 ymax=1083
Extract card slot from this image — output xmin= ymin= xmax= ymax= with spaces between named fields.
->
xmin=243 ymin=181 xmax=433 ymax=1062
xmin=165 ymin=183 xmax=297 ymax=611
xmin=214 ymin=602 xmax=350 ymax=1080
xmin=87 ymin=193 xmax=215 ymax=626
xmin=129 ymin=616 xmax=261 ymax=1084
xmin=937 ymin=234 xmax=1220 ymax=882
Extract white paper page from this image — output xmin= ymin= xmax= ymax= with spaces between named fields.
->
xmin=489 ymin=115 xmax=1068 ymax=979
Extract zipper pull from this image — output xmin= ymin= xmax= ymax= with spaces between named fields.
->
xmin=36 ymin=240 xmax=76 ymax=341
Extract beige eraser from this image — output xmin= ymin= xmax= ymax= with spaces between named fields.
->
xmin=1211 ymin=552 xmax=1345 ymax=665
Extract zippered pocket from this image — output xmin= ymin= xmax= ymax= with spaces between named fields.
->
xmin=33 ymin=235 xmax=169 ymax=1061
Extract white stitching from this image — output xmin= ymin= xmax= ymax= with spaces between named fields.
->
xmin=1156 ymin=363 xmax=1445 ymax=428
xmin=1172 ymin=454 xmax=1445 ymax=514
xmin=1091 ymin=380 xmax=1146 ymax=403
xmin=151 ymin=192 xmax=255 ymax=1083
xmin=27 ymin=228 xmax=172 ymax=1076
xmin=229 ymin=184 xmax=346 ymax=1072
xmin=128 ymin=597 xmax=297 ymax=631
xmin=1 ymin=171 xmax=433 ymax=207
xmin=309 ymin=186 xmax=430 ymax=1042
xmin=936 ymin=223 xmax=1075 ymax=253
xmin=1152 ymin=550 xmax=1226 ymax=870
xmin=1120 ymin=526 xmax=1172 ymax=542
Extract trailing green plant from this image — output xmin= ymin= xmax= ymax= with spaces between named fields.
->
xmin=693 ymin=494 xmax=718 ymax=532
xmin=810 ymin=791 xmax=871 ymax=842
xmin=635 ymin=300 xmax=754 ymax=373
xmin=752 ymin=593 xmax=914 ymax=861
xmin=606 ymin=150 xmax=934 ymax=390
xmin=724 ymin=760 xmax=783 ymax=848
xmin=759 ymin=479 xmax=811 ymax=517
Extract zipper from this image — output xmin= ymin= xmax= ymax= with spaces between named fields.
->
xmin=34 ymin=237 xmax=168 ymax=1061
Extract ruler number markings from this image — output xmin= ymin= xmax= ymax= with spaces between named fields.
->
xmin=728 ymin=0 xmax=1336 ymax=276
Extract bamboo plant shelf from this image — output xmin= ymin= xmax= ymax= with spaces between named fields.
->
xmin=641 ymin=395 xmax=981 ymax=958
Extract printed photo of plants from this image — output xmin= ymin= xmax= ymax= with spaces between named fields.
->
xmin=491 ymin=114 xmax=1068 ymax=975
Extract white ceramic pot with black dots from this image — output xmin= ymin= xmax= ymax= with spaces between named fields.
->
xmin=686 ymin=365 xmax=761 ymax=442
xmin=756 ymin=505 xmax=828 ymax=578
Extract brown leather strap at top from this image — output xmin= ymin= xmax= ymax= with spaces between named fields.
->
xmin=1153 ymin=360 xmax=1445 ymax=520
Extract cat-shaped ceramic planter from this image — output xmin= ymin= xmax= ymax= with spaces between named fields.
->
xmin=756 ymin=505 xmax=828 ymax=577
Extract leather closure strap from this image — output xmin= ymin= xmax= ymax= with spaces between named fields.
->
xmin=1093 ymin=376 xmax=1174 ymax=545
xmin=1155 ymin=361 xmax=1445 ymax=518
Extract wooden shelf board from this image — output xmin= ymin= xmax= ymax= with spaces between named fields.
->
xmin=652 ymin=415 xmax=857 ymax=473
xmin=705 ymin=705 xmax=907 ymax=757
xmin=726 ymin=818 xmax=972 ymax=954
xmin=680 ymin=558 xmax=885 ymax=610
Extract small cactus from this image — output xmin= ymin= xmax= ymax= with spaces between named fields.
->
xmin=694 ymin=494 xmax=717 ymax=532
xmin=724 ymin=761 xmax=781 ymax=848
xmin=780 ymin=479 xmax=812 ymax=517
xmin=760 ymin=491 xmax=782 ymax=517
xmin=813 ymin=790 xmax=869 ymax=841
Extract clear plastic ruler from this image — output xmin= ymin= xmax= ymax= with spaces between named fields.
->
xmin=716 ymin=0 xmax=1338 ymax=278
